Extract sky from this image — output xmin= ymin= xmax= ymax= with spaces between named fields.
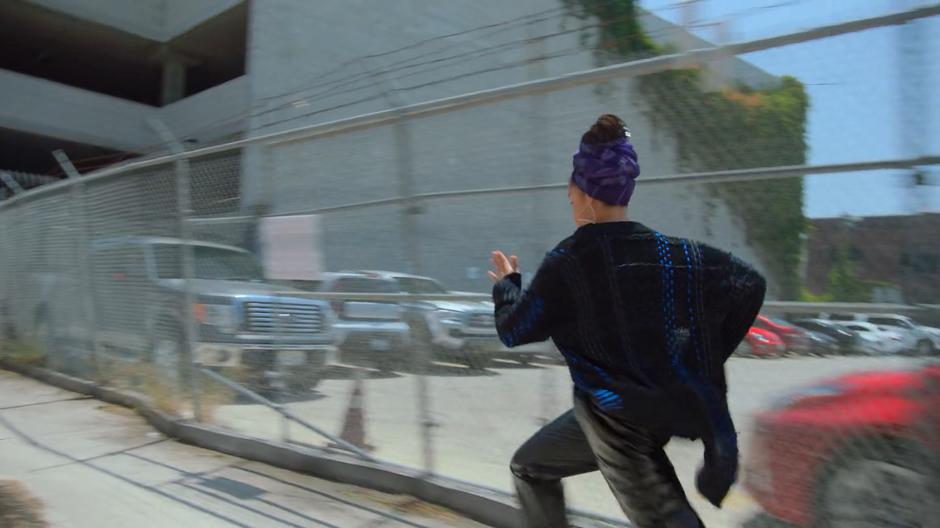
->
xmin=639 ymin=0 xmax=940 ymax=218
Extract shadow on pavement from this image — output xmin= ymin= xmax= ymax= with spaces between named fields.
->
xmin=331 ymin=357 xmax=503 ymax=378
xmin=0 ymin=413 xmax=255 ymax=528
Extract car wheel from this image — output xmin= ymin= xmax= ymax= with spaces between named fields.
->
xmin=816 ymin=442 xmax=931 ymax=528
xmin=371 ymin=355 xmax=396 ymax=372
xmin=734 ymin=341 xmax=756 ymax=358
xmin=915 ymin=339 xmax=933 ymax=356
xmin=286 ymin=368 xmax=323 ymax=393
xmin=463 ymin=351 xmax=491 ymax=370
xmin=285 ymin=355 xmax=325 ymax=393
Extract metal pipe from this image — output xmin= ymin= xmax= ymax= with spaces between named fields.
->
xmin=181 ymin=156 xmax=940 ymax=222
xmin=760 ymin=301 xmax=924 ymax=315
xmin=216 ymin=290 xmax=930 ymax=315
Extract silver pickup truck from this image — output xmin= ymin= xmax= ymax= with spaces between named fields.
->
xmin=26 ymin=237 xmax=338 ymax=392
xmin=327 ymin=270 xmax=553 ymax=369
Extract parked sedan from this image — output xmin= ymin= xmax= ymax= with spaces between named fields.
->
xmin=858 ymin=314 xmax=939 ymax=356
xmin=734 ymin=327 xmax=786 ymax=358
xmin=754 ymin=315 xmax=811 ymax=355
xmin=792 ymin=319 xmax=859 ymax=355
xmin=745 ymin=364 xmax=940 ymax=528
xmin=803 ymin=330 xmax=840 ymax=356
xmin=838 ymin=322 xmax=906 ymax=355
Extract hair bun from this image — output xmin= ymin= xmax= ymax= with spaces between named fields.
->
xmin=582 ymin=114 xmax=627 ymax=144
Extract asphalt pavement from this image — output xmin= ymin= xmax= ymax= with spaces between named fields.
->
xmin=209 ymin=354 xmax=917 ymax=527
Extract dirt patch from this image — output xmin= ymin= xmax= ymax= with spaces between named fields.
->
xmin=0 ymin=480 xmax=47 ymax=528
xmin=343 ymin=488 xmax=469 ymax=522
xmin=96 ymin=404 xmax=136 ymax=417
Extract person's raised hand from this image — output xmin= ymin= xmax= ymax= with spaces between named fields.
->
xmin=488 ymin=251 xmax=519 ymax=283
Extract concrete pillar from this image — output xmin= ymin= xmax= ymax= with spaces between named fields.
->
xmin=154 ymin=46 xmax=197 ymax=106
xmin=161 ymin=57 xmax=187 ymax=105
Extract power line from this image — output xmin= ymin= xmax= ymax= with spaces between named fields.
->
xmin=254 ymin=5 xmax=571 ymax=104
xmin=249 ymin=45 xmax=626 ymax=133
xmin=251 ymin=12 xmax=668 ymax=121
xmin=140 ymin=8 xmax=659 ymax=150
xmin=128 ymin=0 xmax=818 ymax=156
xmin=127 ymin=7 xmax=577 ymax=154
xmin=251 ymin=0 xmax=812 ymax=121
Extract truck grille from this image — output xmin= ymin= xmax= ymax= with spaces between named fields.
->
xmin=244 ymin=302 xmax=323 ymax=334
xmin=467 ymin=312 xmax=495 ymax=328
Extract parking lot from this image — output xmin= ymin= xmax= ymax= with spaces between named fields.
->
xmin=207 ymin=353 xmax=918 ymax=526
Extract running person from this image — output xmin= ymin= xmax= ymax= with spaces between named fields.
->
xmin=488 ymin=114 xmax=766 ymax=528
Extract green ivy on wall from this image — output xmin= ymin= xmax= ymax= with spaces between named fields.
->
xmin=639 ymin=71 xmax=808 ymax=298
xmin=564 ymin=0 xmax=809 ymax=299
xmin=562 ymin=0 xmax=657 ymax=59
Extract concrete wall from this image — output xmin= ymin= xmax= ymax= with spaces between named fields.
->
xmin=243 ymin=0 xmax=775 ymax=294
xmin=164 ymin=0 xmax=242 ymax=37
xmin=261 ymin=79 xmax=766 ymax=294
xmin=0 ymin=69 xmax=157 ymax=152
xmin=160 ymin=76 xmax=248 ymax=143
xmin=0 ymin=69 xmax=247 ymax=152
xmin=246 ymin=0 xmax=600 ymax=133
xmin=6 ymin=0 xmax=778 ymax=294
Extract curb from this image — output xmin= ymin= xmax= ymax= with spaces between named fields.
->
xmin=0 ymin=360 xmax=522 ymax=528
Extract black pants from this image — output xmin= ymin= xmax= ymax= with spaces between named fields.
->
xmin=511 ymin=394 xmax=703 ymax=528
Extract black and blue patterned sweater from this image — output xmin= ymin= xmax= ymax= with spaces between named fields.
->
xmin=492 ymin=221 xmax=766 ymax=506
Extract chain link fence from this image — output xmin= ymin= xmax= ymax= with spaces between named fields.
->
xmin=1 ymin=4 xmax=939 ymax=527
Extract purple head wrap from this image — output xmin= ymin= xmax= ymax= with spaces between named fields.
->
xmin=570 ymin=137 xmax=640 ymax=206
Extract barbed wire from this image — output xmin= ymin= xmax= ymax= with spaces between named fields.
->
xmin=64 ymin=0 xmax=887 ymax=165
xmin=254 ymin=6 xmax=573 ymax=105
xmin=249 ymin=1 xmax=813 ymax=121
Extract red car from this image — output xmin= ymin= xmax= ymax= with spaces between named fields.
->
xmin=735 ymin=327 xmax=786 ymax=358
xmin=745 ymin=364 xmax=940 ymax=527
xmin=754 ymin=315 xmax=811 ymax=355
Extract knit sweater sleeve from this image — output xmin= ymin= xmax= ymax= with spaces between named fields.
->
xmin=721 ymin=255 xmax=767 ymax=362
xmin=491 ymin=249 xmax=568 ymax=348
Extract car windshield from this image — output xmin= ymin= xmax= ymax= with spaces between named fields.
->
xmin=845 ymin=324 xmax=872 ymax=333
xmin=767 ymin=317 xmax=791 ymax=327
xmin=396 ymin=277 xmax=447 ymax=294
xmin=868 ymin=317 xmax=912 ymax=328
xmin=330 ymin=277 xmax=397 ymax=293
xmin=154 ymin=244 xmax=264 ymax=281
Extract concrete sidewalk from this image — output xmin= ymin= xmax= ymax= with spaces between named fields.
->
xmin=0 ymin=369 xmax=488 ymax=528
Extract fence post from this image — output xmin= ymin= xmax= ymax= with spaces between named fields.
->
xmin=0 ymin=172 xmax=24 ymax=195
xmin=394 ymin=123 xmax=438 ymax=476
xmin=149 ymin=119 xmax=203 ymax=422
xmin=360 ymin=56 xmax=436 ymax=475
xmin=54 ymin=151 xmax=103 ymax=385
xmin=897 ymin=15 xmax=940 ymax=524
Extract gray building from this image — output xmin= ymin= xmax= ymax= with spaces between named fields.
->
xmin=0 ymin=0 xmax=792 ymax=296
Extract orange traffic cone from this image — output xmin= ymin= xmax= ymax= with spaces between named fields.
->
xmin=331 ymin=373 xmax=373 ymax=452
